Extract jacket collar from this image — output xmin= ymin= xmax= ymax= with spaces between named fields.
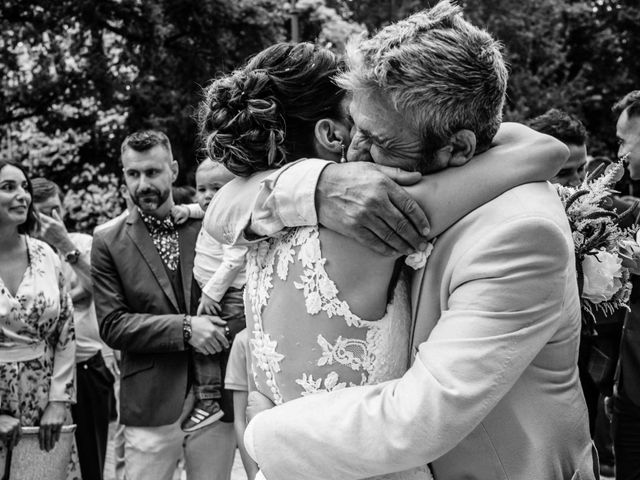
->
xmin=125 ymin=208 xmax=198 ymax=313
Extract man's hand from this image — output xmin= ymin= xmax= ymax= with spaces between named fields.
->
xmin=604 ymin=395 xmax=614 ymax=422
xmin=0 ymin=414 xmax=21 ymax=450
xmin=246 ymin=391 xmax=275 ymax=424
xmin=197 ymin=294 xmax=222 ymax=316
xmin=171 ymin=205 xmax=191 ymax=225
xmin=38 ymin=210 xmax=75 ymax=253
xmin=189 ymin=315 xmax=230 ymax=354
xmin=103 ymin=353 xmax=120 ymax=378
xmin=316 ymin=162 xmax=429 ymax=256
xmin=39 ymin=401 xmax=66 ymax=452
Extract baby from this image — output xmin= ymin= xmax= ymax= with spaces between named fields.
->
xmin=172 ymin=159 xmax=248 ymax=432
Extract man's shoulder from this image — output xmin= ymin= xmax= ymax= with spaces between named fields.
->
xmin=466 ymin=182 xmax=568 ymax=231
xmin=93 ymin=212 xmax=129 ymax=247
xmin=439 ymin=182 xmax=572 ymax=253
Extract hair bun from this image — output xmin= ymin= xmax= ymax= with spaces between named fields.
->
xmin=197 ymin=69 xmax=287 ymax=177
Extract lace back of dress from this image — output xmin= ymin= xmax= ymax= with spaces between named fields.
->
xmin=246 ymin=226 xmax=411 ymax=404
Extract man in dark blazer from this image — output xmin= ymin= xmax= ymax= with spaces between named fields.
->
xmin=612 ymin=91 xmax=640 ymax=480
xmin=91 ymin=130 xmax=238 ymax=480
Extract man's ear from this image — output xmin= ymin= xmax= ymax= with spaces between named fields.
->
xmin=433 ymin=129 xmax=477 ymax=168
xmin=170 ymin=160 xmax=179 ymax=182
xmin=314 ymin=119 xmax=348 ymax=158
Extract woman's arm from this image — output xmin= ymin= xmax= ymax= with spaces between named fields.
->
xmin=49 ymin=263 xmax=76 ymax=404
xmin=233 ymin=391 xmax=260 ymax=480
xmin=41 ymin=257 xmax=76 ymax=451
xmin=406 ymin=122 xmax=569 ymax=239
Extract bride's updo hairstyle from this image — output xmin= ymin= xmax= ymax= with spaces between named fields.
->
xmin=197 ymin=42 xmax=346 ymax=177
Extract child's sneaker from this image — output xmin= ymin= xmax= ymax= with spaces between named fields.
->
xmin=181 ymin=399 xmax=224 ymax=432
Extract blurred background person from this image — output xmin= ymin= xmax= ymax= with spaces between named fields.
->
xmin=172 ymin=185 xmax=197 ymax=205
xmin=528 ymin=108 xmax=588 ymax=186
xmin=223 ymin=328 xmax=257 ymax=480
xmin=610 ymin=90 xmax=640 ymax=480
xmin=32 ymin=177 xmax=117 ymax=480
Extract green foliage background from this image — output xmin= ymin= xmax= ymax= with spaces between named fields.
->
xmin=1 ymin=0 xmax=639 ymax=231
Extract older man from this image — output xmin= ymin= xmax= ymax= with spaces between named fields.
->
xmin=612 ymin=90 xmax=640 ymax=480
xmin=207 ymin=3 xmax=595 ymax=480
xmin=91 ymin=130 xmax=237 ymax=480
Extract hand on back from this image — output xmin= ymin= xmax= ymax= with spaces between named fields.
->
xmin=316 ymin=162 xmax=430 ymax=256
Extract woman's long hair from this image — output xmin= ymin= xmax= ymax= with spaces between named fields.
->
xmin=196 ymin=42 xmax=346 ymax=177
xmin=0 ymin=160 xmax=40 ymax=235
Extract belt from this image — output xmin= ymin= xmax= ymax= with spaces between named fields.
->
xmin=0 ymin=342 xmax=45 ymax=363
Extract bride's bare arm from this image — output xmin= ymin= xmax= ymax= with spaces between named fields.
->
xmin=405 ymin=122 xmax=568 ymax=239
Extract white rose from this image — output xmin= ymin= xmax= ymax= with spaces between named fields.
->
xmin=405 ymin=243 xmax=434 ymax=270
xmin=582 ymin=249 xmax=623 ymax=304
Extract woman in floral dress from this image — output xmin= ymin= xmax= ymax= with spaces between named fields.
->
xmin=0 ymin=160 xmax=80 ymax=479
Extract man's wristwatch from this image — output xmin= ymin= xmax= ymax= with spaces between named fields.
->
xmin=183 ymin=315 xmax=192 ymax=344
xmin=63 ymin=249 xmax=81 ymax=265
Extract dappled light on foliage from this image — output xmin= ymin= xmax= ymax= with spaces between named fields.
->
xmin=1 ymin=0 xmax=639 ymax=231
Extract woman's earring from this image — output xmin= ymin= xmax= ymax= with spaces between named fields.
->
xmin=340 ymin=143 xmax=346 ymax=163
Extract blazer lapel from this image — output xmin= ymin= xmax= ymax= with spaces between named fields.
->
xmin=126 ymin=209 xmax=180 ymax=311
xmin=178 ymin=220 xmax=199 ymax=315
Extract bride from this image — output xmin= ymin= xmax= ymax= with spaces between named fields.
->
xmin=197 ymin=42 xmax=565 ymax=479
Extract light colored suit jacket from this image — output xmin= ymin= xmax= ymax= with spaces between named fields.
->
xmin=210 ymin=168 xmax=596 ymax=480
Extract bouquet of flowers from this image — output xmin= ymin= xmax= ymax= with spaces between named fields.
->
xmin=556 ymin=156 xmax=640 ymax=335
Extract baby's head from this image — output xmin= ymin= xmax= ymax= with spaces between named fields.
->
xmin=195 ymin=158 xmax=236 ymax=211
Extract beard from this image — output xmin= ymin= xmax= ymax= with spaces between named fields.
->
xmin=133 ymin=187 xmax=170 ymax=212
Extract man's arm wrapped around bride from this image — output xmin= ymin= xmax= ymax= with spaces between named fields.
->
xmin=199 ymin=3 xmax=597 ymax=480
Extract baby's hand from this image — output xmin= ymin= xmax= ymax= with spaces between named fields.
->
xmin=171 ymin=205 xmax=190 ymax=225
xmin=197 ymin=294 xmax=222 ymax=316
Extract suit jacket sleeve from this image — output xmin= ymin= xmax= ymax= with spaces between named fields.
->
xmin=246 ymin=215 xmax=573 ymax=480
xmin=206 ymin=159 xmax=330 ymax=245
xmin=91 ymin=231 xmax=186 ymax=354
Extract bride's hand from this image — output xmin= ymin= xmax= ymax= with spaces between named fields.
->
xmin=246 ymin=391 xmax=275 ymax=424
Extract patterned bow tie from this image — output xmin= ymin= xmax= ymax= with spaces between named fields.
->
xmin=139 ymin=210 xmax=175 ymax=235
xmin=138 ymin=209 xmax=180 ymax=271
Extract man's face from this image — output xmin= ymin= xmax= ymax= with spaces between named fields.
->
xmin=617 ymin=109 xmax=640 ymax=180
xmin=122 ymin=145 xmax=176 ymax=214
xmin=347 ymin=90 xmax=423 ymax=171
xmin=551 ymin=143 xmax=587 ymax=187
xmin=34 ymin=194 xmax=64 ymax=218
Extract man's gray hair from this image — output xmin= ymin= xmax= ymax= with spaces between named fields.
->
xmin=338 ymin=0 xmax=507 ymax=157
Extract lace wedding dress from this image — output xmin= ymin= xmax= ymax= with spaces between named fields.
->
xmin=245 ymin=226 xmax=433 ymax=480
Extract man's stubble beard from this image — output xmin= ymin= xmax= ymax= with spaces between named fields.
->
xmin=132 ymin=187 xmax=170 ymax=214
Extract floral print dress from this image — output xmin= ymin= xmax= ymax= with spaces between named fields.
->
xmin=0 ymin=236 xmax=80 ymax=479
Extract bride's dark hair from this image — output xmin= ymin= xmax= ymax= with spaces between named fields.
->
xmin=197 ymin=42 xmax=346 ymax=177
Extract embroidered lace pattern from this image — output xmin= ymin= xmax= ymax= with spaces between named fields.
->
xmin=247 ymin=227 xmax=380 ymax=403
xmin=246 ymin=226 xmax=409 ymax=403
xmin=245 ymin=226 xmax=433 ymax=480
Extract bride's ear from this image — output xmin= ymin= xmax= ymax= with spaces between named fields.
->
xmin=433 ymin=129 xmax=477 ymax=168
xmin=314 ymin=118 xmax=349 ymax=159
